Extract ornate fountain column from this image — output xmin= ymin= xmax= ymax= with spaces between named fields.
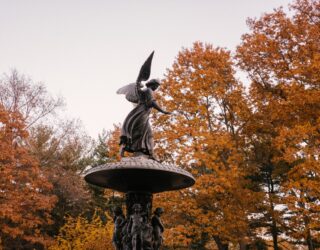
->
xmin=84 ymin=51 xmax=195 ymax=249
xmin=84 ymin=156 xmax=195 ymax=249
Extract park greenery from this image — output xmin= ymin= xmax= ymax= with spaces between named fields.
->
xmin=0 ymin=0 xmax=319 ymax=249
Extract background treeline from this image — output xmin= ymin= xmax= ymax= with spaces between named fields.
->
xmin=0 ymin=0 xmax=319 ymax=249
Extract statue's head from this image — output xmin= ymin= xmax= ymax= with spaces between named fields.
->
xmin=132 ymin=203 xmax=142 ymax=213
xmin=154 ymin=207 xmax=164 ymax=215
xmin=113 ymin=206 xmax=123 ymax=216
xmin=146 ymin=79 xmax=161 ymax=91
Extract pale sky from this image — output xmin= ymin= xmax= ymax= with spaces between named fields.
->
xmin=0 ymin=0 xmax=292 ymax=138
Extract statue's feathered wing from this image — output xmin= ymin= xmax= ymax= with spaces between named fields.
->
xmin=116 ymin=83 xmax=139 ymax=103
xmin=116 ymin=51 xmax=154 ymax=104
xmin=136 ymin=51 xmax=154 ymax=83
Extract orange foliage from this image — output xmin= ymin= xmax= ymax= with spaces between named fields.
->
xmin=0 ymin=1 xmax=317 ymax=249
xmin=236 ymin=0 xmax=320 ymax=248
xmin=153 ymin=1 xmax=320 ymax=248
xmin=0 ymin=105 xmax=56 ymax=247
xmin=106 ymin=124 xmax=122 ymax=162
xmin=152 ymin=42 xmax=260 ymax=249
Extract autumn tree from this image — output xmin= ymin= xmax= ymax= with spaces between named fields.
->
xmin=100 ymin=125 xmax=125 ymax=213
xmin=88 ymin=125 xmax=123 ymax=214
xmin=0 ymin=69 xmax=64 ymax=128
xmin=0 ymin=70 xmax=97 ymax=242
xmin=0 ymin=105 xmax=56 ymax=249
xmin=50 ymin=126 xmax=123 ymax=250
xmin=152 ymin=42 xmax=261 ymax=250
xmin=27 ymin=120 xmax=93 ymax=236
xmin=236 ymin=0 xmax=320 ymax=249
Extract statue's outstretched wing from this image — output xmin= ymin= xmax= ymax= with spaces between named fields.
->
xmin=136 ymin=51 xmax=154 ymax=83
xmin=116 ymin=83 xmax=139 ymax=103
xmin=116 ymin=51 xmax=155 ymax=104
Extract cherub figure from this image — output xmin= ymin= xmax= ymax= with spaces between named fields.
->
xmin=127 ymin=203 xmax=145 ymax=250
xmin=151 ymin=207 xmax=164 ymax=250
xmin=112 ymin=206 xmax=125 ymax=250
xmin=117 ymin=52 xmax=171 ymax=160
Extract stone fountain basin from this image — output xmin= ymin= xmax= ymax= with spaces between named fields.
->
xmin=84 ymin=156 xmax=195 ymax=193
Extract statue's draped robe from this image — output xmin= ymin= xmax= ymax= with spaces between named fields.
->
xmin=120 ymin=88 xmax=154 ymax=156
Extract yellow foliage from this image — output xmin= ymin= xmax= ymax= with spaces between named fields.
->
xmin=49 ymin=211 xmax=114 ymax=250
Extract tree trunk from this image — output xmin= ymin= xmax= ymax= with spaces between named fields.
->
xmin=271 ymin=217 xmax=279 ymax=250
xmin=239 ymin=240 xmax=249 ymax=250
xmin=239 ymin=240 xmax=250 ymax=250
xmin=307 ymin=230 xmax=315 ymax=250
xmin=267 ymin=172 xmax=279 ymax=250
xmin=213 ymin=236 xmax=229 ymax=250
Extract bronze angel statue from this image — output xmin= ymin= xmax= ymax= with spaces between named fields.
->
xmin=117 ymin=52 xmax=171 ymax=160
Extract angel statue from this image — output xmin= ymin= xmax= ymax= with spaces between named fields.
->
xmin=117 ymin=52 xmax=171 ymax=160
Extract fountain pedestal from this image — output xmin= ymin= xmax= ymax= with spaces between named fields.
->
xmin=84 ymin=156 xmax=195 ymax=249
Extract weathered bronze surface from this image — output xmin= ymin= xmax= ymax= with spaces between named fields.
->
xmin=151 ymin=208 xmax=164 ymax=250
xmin=84 ymin=52 xmax=195 ymax=250
xmin=117 ymin=51 xmax=171 ymax=160
xmin=113 ymin=207 xmax=126 ymax=250
xmin=84 ymin=156 xmax=195 ymax=193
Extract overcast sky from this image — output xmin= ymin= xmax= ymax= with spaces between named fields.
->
xmin=0 ymin=0 xmax=292 ymax=138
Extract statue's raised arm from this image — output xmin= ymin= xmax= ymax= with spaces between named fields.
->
xmin=117 ymin=51 xmax=170 ymax=160
xmin=85 ymin=52 xmax=195 ymax=250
